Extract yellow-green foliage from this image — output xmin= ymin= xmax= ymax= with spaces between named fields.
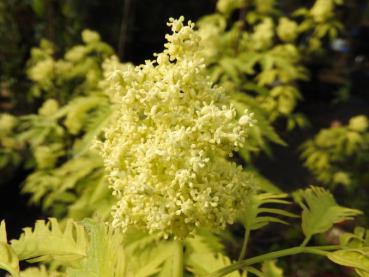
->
xmin=295 ymin=0 xmax=344 ymax=51
xmin=0 ymin=30 xmax=119 ymax=220
xmin=0 ymin=113 xmax=21 ymax=167
xmin=197 ymin=0 xmax=342 ymax=130
xmin=301 ymin=115 xmax=369 ymax=187
xmin=27 ymin=30 xmax=114 ymax=103
xmin=294 ymin=186 xmax=361 ymax=240
xmin=0 ymin=219 xmax=127 ymax=277
xmin=328 ymin=226 xmax=369 ymax=277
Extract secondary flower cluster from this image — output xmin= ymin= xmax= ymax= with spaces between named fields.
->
xmin=98 ymin=17 xmax=254 ymax=238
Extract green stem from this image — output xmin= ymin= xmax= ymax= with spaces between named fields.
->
xmin=300 ymin=236 xmax=311 ymax=247
xmin=174 ymin=240 xmax=184 ymax=277
xmin=206 ymin=246 xmax=333 ymax=277
xmin=238 ymin=228 xmax=250 ymax=261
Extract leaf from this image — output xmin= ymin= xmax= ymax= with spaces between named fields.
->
xmin=187 ymin=252 xmax=244 ymax=277
xmin=294 ymin=186 xmax=362 ymax=239
xmin=327 ymin=227 xmax=369 ymax=276
xmin=11 ymin=218 xmax=88 ymax=264
xmin=240 ymin=192 xmax=297 ymax=231
xmin=261 ymin=260 xmax=285 ymax=277
xmin=219 ymin=58 xmax=240 ymax=83
xmin=0 ymin=221 xmax=20 ymax=277
xmin=131 ymin=242 xmax=176 ymax=277
xmin=339 ymin=226 xmax=369 ymax=248
xmin=185 ymin=230 xmax=241 ymax=276
xmin=73 ymin=104 xmax=114 ymax=156
xmin=357 ymin=270 xmax=369 ymax=277
xmin=230 ymin=93 xmax=286 ymax=161
xmin=157 ymin=241 xmax=182 ymax=277
xmin=123 ymin=231 xmax=175 ymax=277
xmin=0 ymin=221 xmax=7 ymax=243
xmin=328 ymin=248 xmax=369 ymax=276
xmin=66 ymin=219 xmax=126 ymax=277
xmin=185 ymin=229 xmax=224 ymax=254
xmin=124 ymin=230 xmax=161 ymax=254
xmin=23 ymin=155 xmax=102 ymax=209
xmin=31 ymin=0 xmax=45 ymax=16
xmin=63 ymin=96 xmax=104 ymax=135
xmin=67 ymin=175 xmax=113 ymax=220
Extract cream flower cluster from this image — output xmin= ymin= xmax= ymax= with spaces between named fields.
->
xmin=98 ymin=17 xmax=254 ymax=238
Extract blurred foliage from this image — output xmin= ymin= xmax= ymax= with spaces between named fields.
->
xmin=197 ymin=0 xmax=342 ymax=131
xmin=26 ymin=30 xmax=113 ymax=103
xmin=301 ymin=115 xmax=369 ymax=188
xmin=0 ymin=31 xmax=121 ymax=220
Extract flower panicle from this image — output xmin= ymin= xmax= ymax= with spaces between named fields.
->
xmin=98 ymin=17 xmax=255 ymax=238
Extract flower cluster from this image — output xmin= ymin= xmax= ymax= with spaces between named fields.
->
xmin=98 ymin=17 xmax=254 ymax=238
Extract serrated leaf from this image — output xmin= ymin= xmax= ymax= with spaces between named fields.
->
xmin=327 ymin=227 xmax=369 ymax=276
xmin=187 ymin=252 xmax=244 ymax=277
xmin=66 ymin=219 xmax=126 ymax=277
xmin=328 ymin=248 xmax=369 ymax=275
xmin=240 ymin=192 xmax=296 ymax=231
xmin=0 ymin=242 xmax=20 ymax=277
xmin=73 ymin=104 xmax=114 ymax=156
xmin=132 ymin=242 xmax=175 ymax=277
xmin=124 ymin=230 xmax=161 ymax=254
xmin=23 ymin=155 xmax=102 ymax=210
xmin=295 ymin=186 xmax=362 ymax=239
xmin=261 ymin=260 xmax=285 ymax=277
xmin=0 ymin=221 xmax=20 ymax=277
xmin=185 ymin=229 xmax=224 ymax=254
xmin=157 ymin=241 xmax=182 ymax=277
xmin=0 ymin=220 xmax=7 ymax=243
xmin=185 ymin=229 xmax=241 ymax=276
xmin=11 ymin=218 xmax=87 ymax=264
xmin=122 ymin=231 xmax=175 ymax=277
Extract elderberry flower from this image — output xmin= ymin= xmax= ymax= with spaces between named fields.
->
xmin=98 ymin=17 xmax=254 ymax=238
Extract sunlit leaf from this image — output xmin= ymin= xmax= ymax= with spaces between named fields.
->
xmin=294 ymin=186 xmax=362 ymax=239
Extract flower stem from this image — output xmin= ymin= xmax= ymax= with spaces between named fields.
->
xmin=300 ymin=236 xmax=311 ymax=247
xmin=174 ymin=240 xmax=184 ymax=277
xmin=206 ymin=246 xmax=334 ymax=277
xmin=238 ymin=227 xmax=250 ymax=261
